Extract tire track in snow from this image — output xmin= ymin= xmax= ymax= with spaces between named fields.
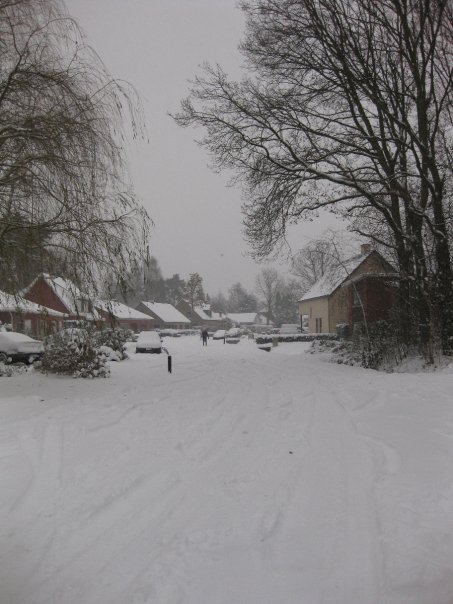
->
xmin=28 ymin=468 xmax=188 ymax=603
xmin=252 ymin=370 xmax=386 ymax=604
xmin=325 ymin=387 xmax=386 ymax=602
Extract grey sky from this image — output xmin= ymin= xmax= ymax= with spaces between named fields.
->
xmin=64 ymin=0 xmax=339 ymax=294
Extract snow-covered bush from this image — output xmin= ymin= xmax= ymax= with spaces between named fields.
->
xmin=358 ymin=321 xmax=409 ymax=370
xmin=308 ymin=338 xmax=363 ymax=366
xmin=0 ymin=362 xmax=29 ymax=377
xmin=37 ymin=331 xmax=110 ymax=378
xmin=98 ymin=345 xmax=122 ymax=362
xmin=93 ymin=328 xmax=129 ymax=360
xmin=308 ymin=321 xmax=411 ymax=370
xmin=255 ymin=333 xmax=337 ymax=345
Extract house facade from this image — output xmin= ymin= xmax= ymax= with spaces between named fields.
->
xmin=298 ymin=245 xmax=397 ymax=334
xmin=227 ymin=312 xmax=268 ymax=328
xmin=0 ymin=290 xmax=66 ymax=336
xmin=94 ymin=300 xmax=154 ymax=333
xmin=135 ymin=302 xmax=191 ymax=330
xmin=22 ymin=274 xmax=97 ymax=322
xmin=176 ymin=300 xmax=229 ymax=330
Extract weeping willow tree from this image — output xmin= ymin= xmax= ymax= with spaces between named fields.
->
xmin=0 ymin=0 xmax=150 ymax=294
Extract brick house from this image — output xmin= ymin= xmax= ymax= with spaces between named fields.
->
xmin=22 ymin=274 xmax=97 ymax=322
xmin=0 ymin=290 xmax=66 ymax=336
xmin=176 ymin=300 xmax=229 ymax=330
xmin=94 ymin=300 xmax=154 ymax=333
xmin=135 ymin=301 xmax=191 ymax=330
xmin=298 ymin=245 xmax=398 ymax=334
xmin=227 ymin=312 xmax=268 ymax=327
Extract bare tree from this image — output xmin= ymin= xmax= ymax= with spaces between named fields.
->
xmin=255 ymin=267 xmax=283 ymax=324
xmin=291 ymin=238 xmax=340 ymax=293
xmin=175 ymin=0 xmax=453 ymax=357
xmin=185 ymin=273 xmax=205 ymax=309
xmin=227 ymin=282 xmax=258 ymax=312
xmin=0 ymin=0 xmax=150 ymax=294
xmin=210 ymin=291 xmax=229 ymax=314
xmin=273 ymin=278 xmax=301 ymax=326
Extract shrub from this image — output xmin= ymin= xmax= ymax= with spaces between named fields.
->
xmin=309 ymin=321 xmax=411 ymax=370
xmin=255 ymin=333 xmax=337 ymax=345
xmin=358 ymin=321 xmax=409 ymax=370
xmin=93 ymin=328 xmax=129 ymax=359
xmin=0 ymin=362 xmax=29 ymax=377
xmin=37 ymin=330 xmax=110 ymax=378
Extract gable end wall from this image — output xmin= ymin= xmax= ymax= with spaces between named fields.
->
xmin=24 ymin=278 xmax=70 ymax=314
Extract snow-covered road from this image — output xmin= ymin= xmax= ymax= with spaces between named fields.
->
xmin=2 ymin=336 xmax=453 ymax=603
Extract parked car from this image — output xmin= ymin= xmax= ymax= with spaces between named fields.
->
xmin=159 ymin=329 xmax=181 ymax=338
xmin=135 ymin=331 xmax=162 ymax=354
xmin=212 ymin=329 xmax=226 ymax=340
xmin=279 ymin=324 xmax=301 ymax=334
xmin=0 ymin=332 xmax=44 ymax=364
xmin=226 ymin=327 xmax=241 ymax=338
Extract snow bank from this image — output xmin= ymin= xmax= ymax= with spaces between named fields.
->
xmin=1 ymin=336 xmax=453 ymax=603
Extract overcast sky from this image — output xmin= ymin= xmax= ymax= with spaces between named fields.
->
xmin=64 ymin=0 xmax=340 ymax=295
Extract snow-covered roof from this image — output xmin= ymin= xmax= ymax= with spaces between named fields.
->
xmin=193 ymin=305 xmax=214 ymax=322
xmin=95 ymin=300 xmax=153 ymax=321
xmin=227 ymin=313 xmax=258 ymax=325
xmin=23 ymin=273 xmax=88 ymax=314
xmin=0 ymin=290 xmax=66 ymax=317
xmin=210 ymin=312 xmax=224 ymax=321
xmin=299 ymin=252 xmax=372 ymax=301
xmin=139 ymin=302 xmax=190 ymax=324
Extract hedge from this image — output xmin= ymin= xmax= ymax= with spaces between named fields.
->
xmin=255 ymin=333 xmax=337 ymax=345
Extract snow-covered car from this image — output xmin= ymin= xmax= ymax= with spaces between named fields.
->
xmin=279 ymin=324 xmax=301 ymax=334
xmin=226 ymin=327 xmax=241 ymax=338
xmin=159 ymin=329 xmax=181 ymax=338
xmin=135 ymin=331 xmax=162 ymax=354
xmin=0 ymin=332 xmax=44 ymax=364
xmin=212 ymin=329 xmax=226 ymax=340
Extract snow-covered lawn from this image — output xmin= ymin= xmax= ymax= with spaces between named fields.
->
xmin=2 ymin=336 xmax=453 ymax=604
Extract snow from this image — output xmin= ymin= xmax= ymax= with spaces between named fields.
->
xmin=2 ymin=337 xmax=453 ymax=603
xmin=0 ymin=290 xmax=66 ymax=317
xmin=300 ymin=252 xmax=371 ymax=301
xmin=193 ymin=305 xmax=213 ymax=322
xmin=139 ymin=301 xmax=190 ymax=324
xmin=227 ymin=312 xmax=259 ymax=324
xmin=23 ymin=274 xmax=86 ymax=315
xmin=95 ymin=300 xmax=152 ymax=321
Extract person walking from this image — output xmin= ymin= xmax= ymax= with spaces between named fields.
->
xmin=201 ymin=328 xmax=209 ymax=346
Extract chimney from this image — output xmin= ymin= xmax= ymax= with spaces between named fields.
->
xmin=361 ymin=243 xmax=372 ymax=255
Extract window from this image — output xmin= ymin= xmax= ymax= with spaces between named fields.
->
xmin=352 ymin=287 xmax=361 ymax=307
xmin=315 ymin=318 xmax=323 ymax=333
xmin=16 ymin=315 xmax=24 ymax=333
xmin=77 ymin=298 xmax=90 ymax=313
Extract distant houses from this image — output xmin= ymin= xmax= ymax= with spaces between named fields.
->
xmin=8 ymin=250 xmax=400 ymax=341
xmin=94 ymin=300 xmax=154 ymax=332
xmin=135 ymin=302 xmax=191 ymax=330
xmin=176 ymin=300 xmax=229 ymax=330
xmin=227 ymin=312 xmax=268 ymax=327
